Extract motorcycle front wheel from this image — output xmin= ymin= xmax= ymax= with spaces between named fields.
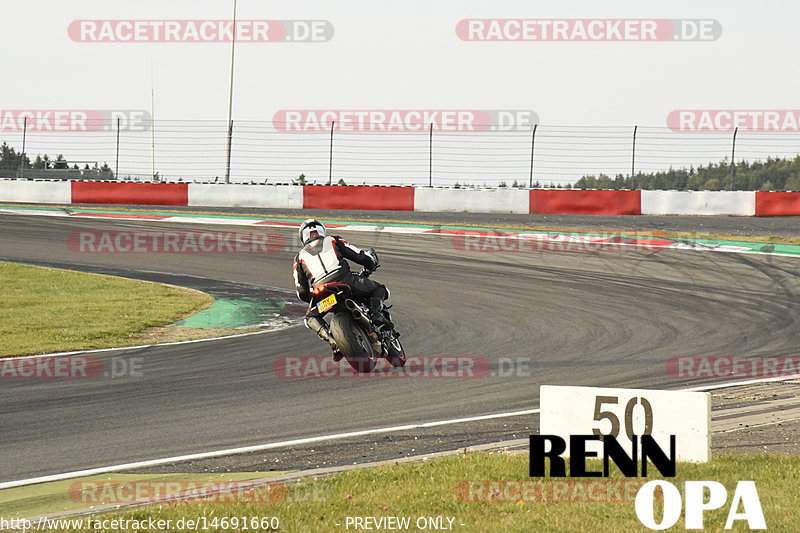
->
xmin=386 ymin=333 xmax=406 ymax=368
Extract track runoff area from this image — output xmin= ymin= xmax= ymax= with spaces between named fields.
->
xmin=1 ymin=204 xmax=799 ymax=531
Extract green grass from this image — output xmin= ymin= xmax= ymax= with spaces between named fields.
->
xmin=0 ymin=262 xmax=213 ymax=356
xmin=0 ymin=473 xmax=285 ymax=520
xmin=31 ymin=452 xmax=800 ymax=532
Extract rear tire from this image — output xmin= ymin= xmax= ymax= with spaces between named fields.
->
xmin=330 ymin=313 xmax=377 ymax=373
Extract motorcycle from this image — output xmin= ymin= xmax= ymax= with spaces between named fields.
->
xmin=307 ymin=257 xmax=406 ymax=373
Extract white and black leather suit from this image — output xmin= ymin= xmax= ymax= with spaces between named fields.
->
xmin=293 ymin=235 xmax=391 ymax=334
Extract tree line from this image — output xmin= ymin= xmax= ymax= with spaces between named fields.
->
xmin=574 ymin=156 xmax=800 ymax=191
xmin=3 ymin=140 xmax=799 ymax=189
xmin=0 ymin=142 xmax=112 ymax=174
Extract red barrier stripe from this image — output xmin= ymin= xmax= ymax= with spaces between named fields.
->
xmin=530 ymin=190 xmax=641 ymax=215
xmin=755 ymin=191 xmax=800 ymax=216
xmin=303 ymin=186 xmax=414 ymax=211
xmin=71 ymin=182 xmax=188 ymax=206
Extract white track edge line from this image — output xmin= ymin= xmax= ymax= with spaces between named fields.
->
xmin=0 ymin=408 xmax=541 ymax=490
xmin=4 ymin=373 xmax=800 ymax=490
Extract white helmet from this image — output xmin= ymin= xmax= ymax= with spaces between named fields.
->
xmin=299 ymin=219 xmax=326 ymax=245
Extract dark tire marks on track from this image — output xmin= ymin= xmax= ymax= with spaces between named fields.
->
xmin=0 ymin=213 xmax=798 ymax=481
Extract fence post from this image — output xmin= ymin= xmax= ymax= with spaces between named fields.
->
xmin=19 ymin=116 xmax=27 ymax=178
xmin=115 ymin=117 xmax=120 ymax=180
xmin=224 ymin=119 xmax=234 ymax=184
xmin=730 ymin=126 xmax=738 ymax=191
xmin=224 ymin=0 xmax=237 ymax=184
xmin=151 ymin=89 xmax=156 ymax=182
xmin=428 ymin=123 xmax=433 ymax=187
xmin=328 ymin=120 xmax=335 ymax=185
xmin=631 ymin=125 xmax=638 ymax=188
xmin=529 ymin=124 xmax=538 ymax=188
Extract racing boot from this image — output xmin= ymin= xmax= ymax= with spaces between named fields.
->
xmin=305 ymin=316 xmax=343 ymax=361
xmin=368 ymin=298 xmax=394 ymax=330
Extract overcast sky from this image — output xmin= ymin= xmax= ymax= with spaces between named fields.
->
xmin=3 ymin=0 xmax=796 ymax=124
xmin=1 ymin=1 xmax=798 ymax=184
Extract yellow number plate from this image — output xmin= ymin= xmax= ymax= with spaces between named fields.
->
xmin=316 ymin=293 xmax=337 ymax=313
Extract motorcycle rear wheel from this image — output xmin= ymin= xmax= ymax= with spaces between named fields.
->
xmin=330 ymin=313 xmax=378 ymax=373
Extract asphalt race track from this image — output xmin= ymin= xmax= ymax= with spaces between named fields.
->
xmin=1 ymin=211 xmax=799 ymax=482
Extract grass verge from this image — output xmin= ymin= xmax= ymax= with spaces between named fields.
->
xmin=30 ymin=452 xmax=800 ymax=532
xmin=0 ymin=473 xmax=283 ymax=520
xmin=0 ymin=262 xmax=213 ymax=356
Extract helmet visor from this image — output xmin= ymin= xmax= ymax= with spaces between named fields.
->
xmin=300 ymin=222 xmax=325 ymax=244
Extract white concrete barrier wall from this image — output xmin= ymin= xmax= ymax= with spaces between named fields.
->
xmin=187 ymin=184 xmax=303 ymax=209
xmin=414 ymin=188 xmax=529 ymax=214
xmin=641 ymin=190 xmax=756 ymax=216
xmin=0 ymin=180 xmax=71 ymax=204
xmin=0 ymin=183 xmax=773 ymax=216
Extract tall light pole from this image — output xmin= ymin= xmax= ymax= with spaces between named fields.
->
xmin=151 ymin=87 xmax=156 ymax=181
xmin=224 ymin=0 xmax=237 ymax=184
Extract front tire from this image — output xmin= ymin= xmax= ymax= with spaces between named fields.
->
xmin=386 ymin=333 xmax=406 ymax=367
xmin=330 ymin=313 xmax=377 ymax=373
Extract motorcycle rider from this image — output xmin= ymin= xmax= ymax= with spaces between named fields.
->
xmin=293 ymin=219 xmax=393 ymax=356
